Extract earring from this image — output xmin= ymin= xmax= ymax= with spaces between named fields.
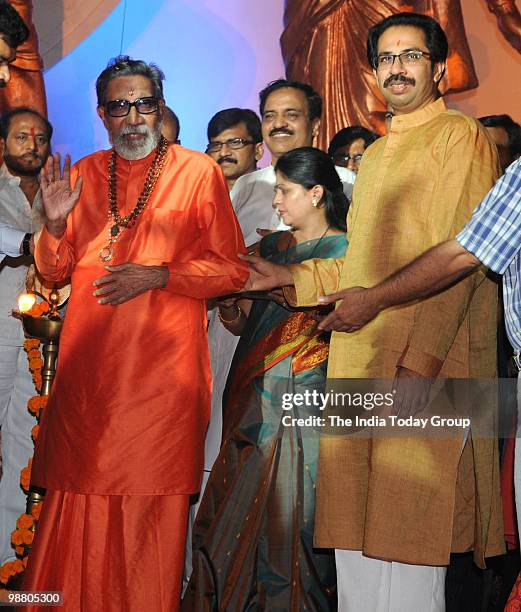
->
xmin=312 ymin=198 xmax=318 ymax=207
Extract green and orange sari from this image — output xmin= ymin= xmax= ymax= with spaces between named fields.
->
xmin=184 ymin=231 xmax=347 ymax=611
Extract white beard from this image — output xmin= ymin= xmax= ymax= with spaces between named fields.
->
xmin=112 ymin=123 xmax=161 ymax=160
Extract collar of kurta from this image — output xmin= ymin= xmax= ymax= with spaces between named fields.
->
xmin=114 ymin=144 xmax=163 ymax=168
xmin=390 ymin=97 xmax=447 ymax=133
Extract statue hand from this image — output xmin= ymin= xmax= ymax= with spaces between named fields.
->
xmin=496 ymin=10 xmax=521 ymax=53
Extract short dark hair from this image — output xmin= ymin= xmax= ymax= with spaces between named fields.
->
xmin=259 ymin=79 xmax=322 ymax=121
xmin=163 ymin=106 xmax=180 ymax=141
xmin=367 ymin=12 xmax=448 ymax=70
xmin=207 ymin=108 xmax=262 ymax=143
xmin=0 ymin=107 xmax=53 ymax=141
xmin=96 ymin=56 xmax=165 ymax=107
xmin=479 ymin=114 xmax=521 ymax=157
xmin=328 ymin=126 xmax=380 ymax=157
xmin=0 ymin=1 xmax=29 ymax=48
xmin=275 ymin=147 xmax=348 ymax=232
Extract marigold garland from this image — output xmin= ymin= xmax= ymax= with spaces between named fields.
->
xmin=0 ymin=339 xmax=46 ymax=587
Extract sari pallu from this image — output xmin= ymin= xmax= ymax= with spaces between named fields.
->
xmin=183 ymin=232 xmax=347 ymax=611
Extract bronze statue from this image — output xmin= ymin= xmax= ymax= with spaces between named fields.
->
xmin=0 ymin=1 xmax=46 ymax=116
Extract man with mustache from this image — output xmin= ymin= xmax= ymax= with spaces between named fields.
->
xmin=231 ymin=78 xmax=355 ymax=237
xmin=243 ymin=12 xmax=503 ymax=611
xmin=206 ymin=107 xmax=263 ymax=192
xmin=21 ymin=56 xmax=247 ymax=611
xmin=0 ymin=108 xmax=51 ymax=565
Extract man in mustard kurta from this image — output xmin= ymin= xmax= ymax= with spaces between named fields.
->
xmin=245 ymin=12 xmax=503 ymax=611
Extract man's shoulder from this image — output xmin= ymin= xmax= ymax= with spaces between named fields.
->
xmin=165 ymin=144 xmax=222 ymax=177
xmin=231 ymin=166 xmax=275 ymax=205
xmin=74 ymin=149 xmax=110 ymax=170
xmin=436 ymin=108 xmax=484 ymax=139
xmin=234 ymin=166 xmax=275 ymax=190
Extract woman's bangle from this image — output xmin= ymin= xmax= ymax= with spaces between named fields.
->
xmin=218 ymin=303 xmax=242 ymax=324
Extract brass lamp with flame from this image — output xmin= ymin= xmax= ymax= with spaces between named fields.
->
xmin=15 ymin=289 xmax=63 ymax=397
xmin=13 ymin=288 xmax=65 ymax=522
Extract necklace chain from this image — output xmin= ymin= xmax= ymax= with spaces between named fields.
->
xmin=98 ymin=136 xmax=169 ymax=263
xmin=283 ymin=225 xmax=330 ymax=264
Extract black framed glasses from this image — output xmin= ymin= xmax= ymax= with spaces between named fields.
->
xmin=332 ymin=153 xmax=363 ymax=166
xmin=375 ymin=50 xmax=431 ymax=69
xmin=206 ymin=138 xmax=255 ymax=154
xmin=105 ymin=97 xmax=160 ymax=117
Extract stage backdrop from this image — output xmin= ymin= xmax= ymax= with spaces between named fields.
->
xmin=34 ymin=0 xmax=519 ymax=163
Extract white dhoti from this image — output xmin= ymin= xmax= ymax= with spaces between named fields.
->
xmin=0 ymin=344 xmax=35 ymax=564
xmin=335 ymin=549 xmax=446 ymax=612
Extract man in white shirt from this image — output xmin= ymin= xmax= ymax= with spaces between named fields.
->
xmin=0 ymin=108 xmax=51 ymax=564
xmin=231 ymin=79 xmax=355 ymax=239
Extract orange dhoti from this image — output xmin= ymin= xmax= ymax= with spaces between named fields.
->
xmin=23 ymin=491 xmax=189 ymax=612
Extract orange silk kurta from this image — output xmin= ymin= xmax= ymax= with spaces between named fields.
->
xmin=32 ymin=144 xmax=248 ymax=495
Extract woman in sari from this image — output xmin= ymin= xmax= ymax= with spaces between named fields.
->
xmin=183 ymin=147 xmax=348 ymax=611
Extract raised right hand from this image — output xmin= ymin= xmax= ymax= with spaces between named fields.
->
xmin=40 ymin=153 xmax=83 ymax=237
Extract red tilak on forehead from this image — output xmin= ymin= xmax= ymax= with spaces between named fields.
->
xmin=30 ymin=127 xmax=36 ymax=137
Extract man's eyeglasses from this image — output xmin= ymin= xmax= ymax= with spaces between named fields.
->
xmin=105 ymin=97 xmax=160 ymax=117
xmin=375 ymin=50 xmax=431 ymax=69
xmin=332 ymin=153 xmax=363 ymax=166
xmin=206 ymin=138 xmax=255 ymax=154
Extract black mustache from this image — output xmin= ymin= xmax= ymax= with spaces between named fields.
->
xmin=218 ymin=156 xmax=237 ymax=165
xmin=269 ymin=128 xmax=294 ymax=137
xmin=384 ymin=74 xmax=415 ymax=88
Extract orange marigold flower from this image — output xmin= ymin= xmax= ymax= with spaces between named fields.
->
xmin=31 ymin=424 xmax=40 ymax=441
xmin=32 ymin=374 xmax=42 ymax=392
xmin=31 ymin=503 xmax=42 ymax=520
xmin=11 ymin=530 xmax=23 ymax=546
xmin=29 ymin=357 xmax=44 ymax=370
xmin=12 ymin=559 xmax=24 ymax=574
xmin=39 ymin=302 xmax=50 ymax=313
xmin=27 ymin=348 xmax=41 ymax=360
xmin=16 ymin=514 xmax=33 ymax=530
xmin=0 ymin=562 xmax=13 ymax=584
xmin=26 ymin=304 xmax=42 ymax=316
xmin=27 ymin=396 xmax=42 ymax=417
xmin=20 ymin=459 xmax=32 ymax=492
xmin=24 ymin=339 xmax=40 ymax=350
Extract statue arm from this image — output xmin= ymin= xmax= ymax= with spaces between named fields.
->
xmin=486 ymin=0 xmax=521 ymax=53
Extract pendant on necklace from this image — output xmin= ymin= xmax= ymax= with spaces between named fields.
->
xmin=110 ymin=224 xmax=120 ymax=237
xmin=99 ymin=245 xmax=113 ymax=262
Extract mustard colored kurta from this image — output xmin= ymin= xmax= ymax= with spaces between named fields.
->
xmin=32 ymin=145 xmax=248 ymax=496
xmin=290 ymin=99 xmax=504 ymax=566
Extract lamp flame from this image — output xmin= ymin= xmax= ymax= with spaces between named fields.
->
xmin=18 ymin=293 xmax=36 ymax=313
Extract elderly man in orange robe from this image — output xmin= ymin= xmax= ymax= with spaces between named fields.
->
xmin=22 ymin=56 xmax=248 ymax=611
